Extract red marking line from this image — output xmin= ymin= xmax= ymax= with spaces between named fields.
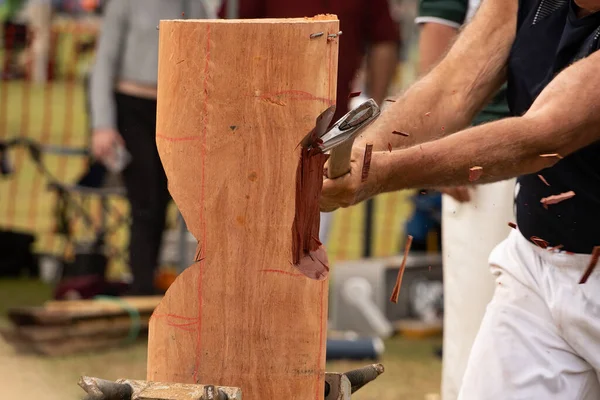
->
xmin=314 ymin=280 xmax=326 ymax=400
xmin=156 ymin=133 xmax=201 ymax=142
xmin=192 ymin=24 xmax=211 ymax=384
xmin=153 ymin=313 xmax=199 ymax=321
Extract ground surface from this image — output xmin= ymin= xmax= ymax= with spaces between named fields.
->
xmin=0 ymin=279 xmax=442 ymax=400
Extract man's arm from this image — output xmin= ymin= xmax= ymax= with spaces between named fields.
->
xmin=365 ymin=42 xmax=399 ymax=105
xmin=373 ymin=49 xmax=600 ymax=191
xmin=355 ymin=0 xmax=517 ymax=152
xmin=363 ymin=0 xmax=400 ymax=105
xmin=418 ymin=23 xmax=458 ymax=75
xmin=323 ymin=49 xmax=600 ymax=210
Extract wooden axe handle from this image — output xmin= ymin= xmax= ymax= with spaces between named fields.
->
xmin=327 ymin=139 xmax=356 ymax=179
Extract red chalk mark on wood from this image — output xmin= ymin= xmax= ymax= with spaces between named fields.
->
xmin=292 ymin=146 xmax=330 ymax=280
xmin=156 ymin=133 xmax=201 ymax=142
xmin=579 ymin=246 xmax=600 ymax=284
xmin=392 ymin=130 xmax=409 ymax=137
xmin=348 ymin=91 xmax=361 ymax=98
xmin=538 ymin=174 xmax=550 ymax=186
xmin=390 ymin=235 xmax=413 ymax=303
xmin=469 ymin=166 xmax=483 ymax=182
xmin=540 ymin=191 xmax=575 ymax=206
xmin=361 ymin=144 xmax=373 ymax=183
xmin=508 ymin=222 xmax=517 ymax=229
xmin=257 ymin=90 xmax=333 ymax=106
xmin=539 ymin=153 xmax=563 ymax=159
xmin=530 ymin=236 xmax=549 ymax=249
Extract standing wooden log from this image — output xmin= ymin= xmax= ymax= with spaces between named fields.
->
xmin=149 ymin=17 xmax=339 ymax=400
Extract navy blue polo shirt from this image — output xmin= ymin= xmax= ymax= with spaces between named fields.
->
xmin=508 ymin=0 xmax=600 ymax=254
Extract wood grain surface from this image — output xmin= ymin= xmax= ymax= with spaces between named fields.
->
xmin=149 ymin=17 xmax=339 ymax=400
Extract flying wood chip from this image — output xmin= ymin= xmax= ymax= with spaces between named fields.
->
xmin=508 ymin=222 xmax=517 ymax=229
xmin=579 ymin=246 xmax=600 ymax=284
xmin=392 ymin=130 xmax=409 ymax=137
xmin=540 ymin=191 xmax=575 ymax=206
xmin=539 ymin=153 xmax=564 ymax=159
xmin=530 ymin=236 xmax=549 ymax=249
xmin=388 ymin=142 xmax=392 ymax=152
xmin=538 ymin=174 xmax=550 ymax=186
xmin=385 ymin=98 xmax=396 ymax=102
xmin=348 ymin=91 xmax=361 ymax=99
xmin=390 ymin=235 xmax=413 ymax=303
xmin=469 ymin=166 xmax=483 ymax=182
xmin=361 ymin=144 xmax=373 ymax=183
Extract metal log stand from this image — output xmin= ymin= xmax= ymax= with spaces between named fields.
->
xmin=79 ymin=363 xmax=384 ymax=400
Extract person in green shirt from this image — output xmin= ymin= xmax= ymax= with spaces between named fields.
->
xmin=0 ymin=0 xmax=25 ymax=22
xmin=414 ymin=1 xmax=515 ymax=399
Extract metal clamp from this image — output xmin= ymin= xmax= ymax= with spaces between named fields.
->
xmin=79 ymin=363 xmax=383 ymax=400
xmin=79 ymin=376 xmax=241 ymax=400
xmin=325 ymin=363 xmax=385 ymax=400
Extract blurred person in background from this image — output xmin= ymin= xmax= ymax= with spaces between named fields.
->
xmin=1 ymin=0 xmax=27 ymax=79
xmin=415 ymin=0 xmax=515 ymax=398
xmin=219 ymin=0 xmax=401 ymax=246
xmin=89 ymin=0 xmax=211 ymax=295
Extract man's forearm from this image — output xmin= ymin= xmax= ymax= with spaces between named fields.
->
xmin=373 ymin=47 xmax=600 ymax=193
xmin=366 ymin=42 xmax=398 ymax=105
xmin=355 ymin=0 xmax=517 ymax=153
xmin=418 ymin=23 xmax=458 ymax=76
xmin=373 ymin=115 xmax=557 ymax=192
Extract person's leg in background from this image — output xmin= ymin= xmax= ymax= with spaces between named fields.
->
xmin=404 ymin=190 xmax=441 ymax=252
xmin=441 ymin=180 xmax=515 ymax=399
xmin=116 ymin=92 xmax=170 ymax=295
xmin=25 ymin=0 xmax=52 ymax=83
xmin=458 ymin=228 xmax=600 ymax=400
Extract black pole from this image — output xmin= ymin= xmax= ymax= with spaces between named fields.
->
xmin=363 ymin=199 xmax=374 ymax=258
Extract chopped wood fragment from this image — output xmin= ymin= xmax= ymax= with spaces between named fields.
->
xmin=530 ymin=236 xmax=549 ymax=249
xmin=579 ymin=246 xmax=600 ymax=284
xmin=539 ymin=153 xmax=563 ymax=159
xmin=348 ymin=91 xmax=361 ymax=99
xmin=387 ymin=142 xmax=392 ymax=153
xmin=540 ymin=191 xmax=575 ymax=206
xmin=392 ymin=130 xmax=409 ymax=137
xmin=361 ymin=144 xmax=373 ymax=183
xmin=390 ymin=235 xmax=413 ymax=303
xmin=538 ymin=174 xmax=550 ymax=186
xmin=508 ymin=222 xmax=517 ymax=229
xmin=385 ymin=99 xmax=396 ymax=102
xmin=468 ymin=166 xmax=483 ymax=182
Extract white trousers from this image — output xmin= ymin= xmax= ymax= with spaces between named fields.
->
xmin=442 ymin=180 xmax=516 ymax=400
xmin=459 ymin=228 xmax=600 ymax=399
